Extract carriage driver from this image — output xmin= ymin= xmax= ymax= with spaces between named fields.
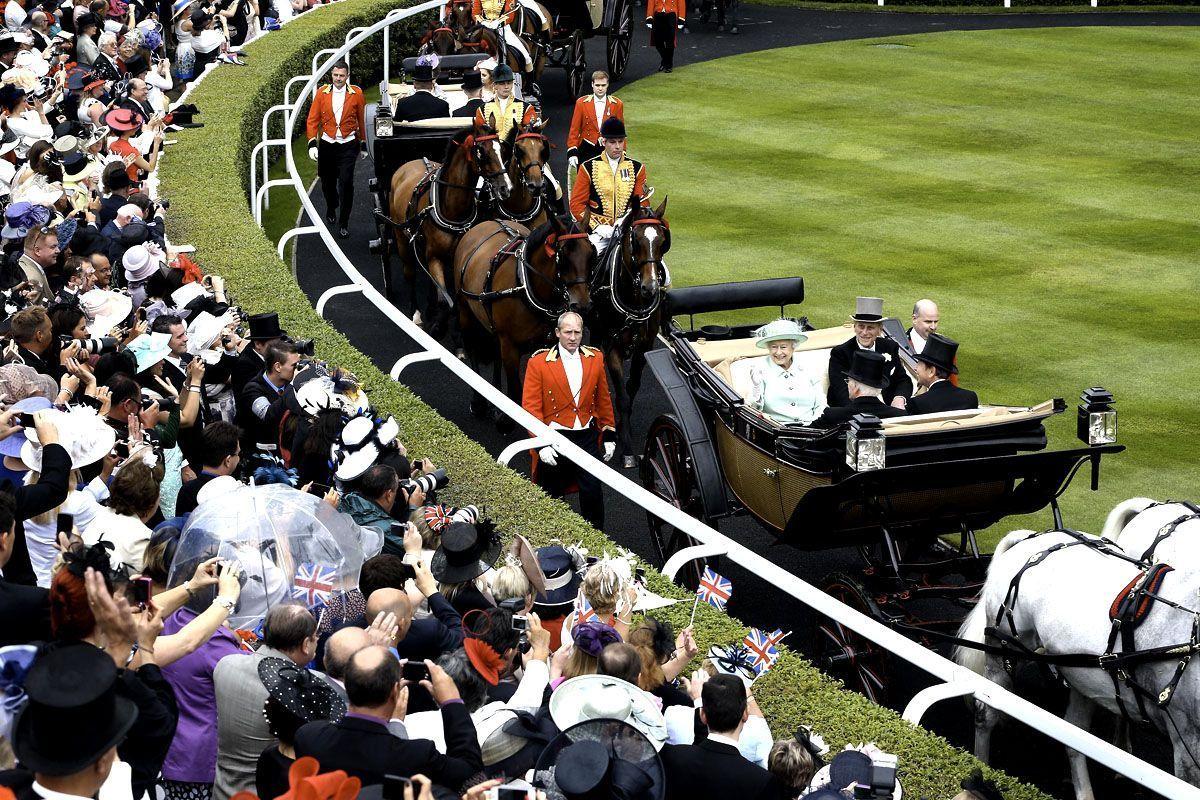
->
xmin=748 ymin=319 xmax=826 ymax=425
xmin=471 ymin=0 xmax=535 ymax=77
xmin=474 ymin=64 xmax=566 ymax=207
xmin=570 ymin=117 xmax=652 ymax=253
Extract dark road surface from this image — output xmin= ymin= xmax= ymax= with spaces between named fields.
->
xmin=291 ymin=6 xmax=1199 ymax=795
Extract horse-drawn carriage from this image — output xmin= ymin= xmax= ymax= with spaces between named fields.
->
xmin=640 ymin=278 xmax=1124 ymax=702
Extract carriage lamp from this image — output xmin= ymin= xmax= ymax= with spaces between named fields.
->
xmin=846 ymin=414 xmax=886 ymax=472
xmin=375 ymin=111 xmax=393 ymax=139
xmin=1077 ymin=387 xmax=1117 ymax=446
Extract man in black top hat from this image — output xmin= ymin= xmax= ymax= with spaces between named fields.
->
xmin=808 ymin=351 xmax=907 ymax=429
xmin=0 ymin=644 xmax=139 ymax=800
xmin=453 ymin=71 xmax=485 ymax=118
xmin=0 ymin=36 xmax=19 ymax=70
xmin=827 ymin=296 xmax=912 ymax=409
xmin=232 ymin=312 xmax=287 ymax=392
xmin=907 ymin=333 xmax=977 ymax=415
xmin=393 ymin=62 xmax=450 ymax=122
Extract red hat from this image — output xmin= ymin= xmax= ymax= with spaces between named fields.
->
xmin=102 ymin=108 xmax=141 ymax=132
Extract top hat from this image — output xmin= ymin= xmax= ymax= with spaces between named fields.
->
xmin=0 ymin=37 xmax=18 ymax=56
xmin=77 ymin=12 xmax=100 ymax=29
xmin=754 ymin=318 xmax=807 ymax=349
xmin=913 ymin=332 xmax=959 ymax=375
xmin=461 ymin=71 xmax=482 ymax=91
xmin=124 ymin=53 xmax=149 ymax=78
xmin=247 ymin=311 xmax=287 ymax=341
xmin=600 ymin=116 xmax=626 ymax=140
xmin=850 ymin=296 xmax=885 ymax=323
xmin=62 ymin=152 xmax=98 ymax=182
xmin=533 ymin=544 xmax=581 ymax=609
xmin=14 ymin=643 xmax=139 ymax=776
xmin=491 ymin=64 xmax=514 ymax=83
xmin=431 ymin=520 xmax=502 ymax=584
xmin=411 ymin=63 xmax=434 ymax=82
xmin=534 ymin=719 xmax=665 ymax=800
xmin=845 ymin=350 xmax=889 ymax=390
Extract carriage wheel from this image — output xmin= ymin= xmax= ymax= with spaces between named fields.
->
xmin=606 ymin=0 xmax=633 ymax=79
xmin=640 ymin=415 xmax=711 ymax=591
xmin=567 ymin=30 xmax=587 ymax=98
xmin=812 ymin=572 xmax=891 ymax=706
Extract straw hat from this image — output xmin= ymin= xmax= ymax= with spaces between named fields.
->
xmin=80 ymin=289 xmax=133 ymax=337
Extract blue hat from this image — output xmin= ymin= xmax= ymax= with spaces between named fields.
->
xmin=0 ymin=397 xmax=52 ymax=458
xmin=533 ymin=545 xmax=581 ymax=609
xmin=491 ymin=63 xmax=514 ymax=83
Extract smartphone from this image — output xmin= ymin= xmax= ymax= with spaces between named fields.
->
xmin=490 ymin=786 xmax=530 ymax=800
xmin=57 ymin=513 xmax=75 ymax=537
xmin=114 ymin=441 xmax=130 ymax=460
xmin=401 ymin=661 xmax=430 ymax=683
xmin=215 ymin=561 xmax=224 ymax=577
xmin=129 ymin=576 xmax=152 ymax=607
xmin=511 ymin=615 xmax=529 ymax=633
xmin=307 ymin=482 xmax=330 ymax=497
xmin=17 ymin=412 xmax=36 ymax=429
xmin=382 ymin=775 xmax=411 ymax=800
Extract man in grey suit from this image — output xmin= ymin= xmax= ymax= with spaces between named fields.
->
xmin=212 ymin=604 xmax=320 ymax=800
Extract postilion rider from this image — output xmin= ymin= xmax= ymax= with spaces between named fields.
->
xmin=521 ymin=311 xmax=616 ymax=530
xmin=471 ymin=0 xmax=535 ymax=78
xmin=474 ymin=64 xmax=565 ymax=208
xmin=569 ymin=116 xmax=650 ymax=256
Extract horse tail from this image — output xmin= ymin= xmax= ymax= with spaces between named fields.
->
xmin=1101 ymin=497 xmax=1157 ymax=543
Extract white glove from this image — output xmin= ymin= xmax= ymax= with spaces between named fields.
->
xmin=603 ymin=442 xmax=615 ymax=462
xmin=568 ymin=155 xmax=578 ymax=170
xmin=307 ymin=146 xmax=318 ymax=161
xmin=360 ymin=149 xmax=369 ymax=160
xmin=538 ymin=446 xmax=557 ymax=467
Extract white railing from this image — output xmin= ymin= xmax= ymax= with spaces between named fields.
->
xmin=243 ymin=6 xmax=1199 ymax=797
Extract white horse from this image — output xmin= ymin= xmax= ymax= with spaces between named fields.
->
xmin=956 ymin=527 xmax=1200 ymax=800
xmin=1104 ymin=497 xmax=1200 ymax=566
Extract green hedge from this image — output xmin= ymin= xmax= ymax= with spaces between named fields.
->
xmin=158 ymin=5 xmax=1054 ymax=799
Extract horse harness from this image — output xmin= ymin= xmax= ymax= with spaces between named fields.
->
xmin=987 ymin=525 xmax=1200 ymax=721
xmin=496 ymin=131 xmax=552 ymax=224
xmin=591 ymin=217 xmax=670 ymax=325
xmin=457 ymin=220 xmax=588 ymax=328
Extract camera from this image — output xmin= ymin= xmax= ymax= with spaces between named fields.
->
xmin=451 ymin=504 xmax=479 ymax=525
xmin=156 ymin=197 xmax=170 ymax=210
xmin=401 ymin=660 xmax=430 ymax=683
xmin=287 ymin=336 xmax=316 ymax=358
xmin=400 ymin=468 xmax=449 ymax=497
xmin=852 ymin=754 xmax=898 ymax=799
xmin=61 ymin=336 xmax=119 ymax=356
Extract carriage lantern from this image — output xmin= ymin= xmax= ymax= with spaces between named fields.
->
xmin=846 ymin=414 xmax=886 ymax=472
xmin=375 ymin=107 xmax=393 ymax=139
xmin=1077 ymin=387 xmax=1117 ymax=446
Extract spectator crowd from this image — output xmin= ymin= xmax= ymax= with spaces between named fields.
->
xmin=0 ymin=2 xmax=1010 ymax=799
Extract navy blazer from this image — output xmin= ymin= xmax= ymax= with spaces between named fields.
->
xmin=908 ymin=379 xmax=979 ymax=415
xmin=295 ymin=703 xmax=482 ymax=791
xmin=661 ymin=738 xmax=788 ymax=800
xmin=393 ymin=91 xmax=451 ymax=122
xmin=826 ymin=336 xmax=913 ymax=408
xmin=396 ymin=592 xmax=464 ymax=662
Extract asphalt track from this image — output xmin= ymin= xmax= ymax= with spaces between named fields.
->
xmin=291 ymin=6 xmax=1200 ymax=796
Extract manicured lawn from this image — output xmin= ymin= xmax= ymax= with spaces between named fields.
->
xmin=620 ymin=27 xmax=1200 ymax=548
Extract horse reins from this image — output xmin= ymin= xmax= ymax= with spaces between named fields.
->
xmin=594 ymin=217 xmax=669 ymax=323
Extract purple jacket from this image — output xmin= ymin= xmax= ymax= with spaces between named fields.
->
xmin=160 ymin=607 xmax=247 ymax=783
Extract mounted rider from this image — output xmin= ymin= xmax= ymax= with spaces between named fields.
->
xmin=472 ymin=0 xmax=536 ymax=78
xmin=474 ymin=64 xmax=536 ymax=140
xmin=569 ymin=116 xmax=649 ymax=253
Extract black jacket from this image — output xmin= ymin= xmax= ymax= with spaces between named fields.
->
xmin=98 ymin=193 xmax=130 ymax=231
xmin=237 ymin=373 xmax=292 ymax=454
xmin=446 ymin=583 xmax=493 ymax=618
xmin=116 ymin=663 xmax=180 ymax=800
xmin=808 ymin=394 xmax=907 ymax=430
xmin=174 ymin=471 xmax=222 ymax=516
xmin=907 ymin=380 xmax=979 ymax=416
xmin=3 ymin=443 xmax=72 ymax=586
xmin=93 ymin=53 xmax=122 ymax=82
xmin=0 ymin=580 xmax=50 ymax=645
xmin=661 ymin=738 xmax=788 ymax=800
xmin=826 ymin=337 xmax=913 ymax=407
xmin=232 ymin=347 xmax=266 ymax=393
xmin=294 ymin=703 xmax=482 ymax=790
xmin=393 ymin=91 xmax=451 ymax=122
xmin=453 ymin=98 xmax=485 ymax=118
xmin=396 ymin=592 xmax=464 ymax=662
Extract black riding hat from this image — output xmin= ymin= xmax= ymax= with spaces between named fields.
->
xmin=914 ymin=332 xmax=959 ymax=375
xmin=846 ymin=350 xmax=889 ymax=390
xmin=600 ymin=116 xmax=626 ymax=140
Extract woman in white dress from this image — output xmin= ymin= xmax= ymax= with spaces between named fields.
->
xmin=172 ymin=0 xmax=197 ymax=81
xmin=747 ymin=319 xmax=826 ymax=425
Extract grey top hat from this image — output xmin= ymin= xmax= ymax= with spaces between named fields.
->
xmin=850 ymin=296 xmax=884 ymax=323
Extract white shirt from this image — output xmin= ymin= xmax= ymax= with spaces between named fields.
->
xmin=909 ymin=328 xmax=927 ymax=354
xmin=592 ymin=95 xmax=606 ymax=129
xmin=550 ymin=345 xmax=585 ymax=430
xmin=606 ymin=154 xmax=622 ymax=177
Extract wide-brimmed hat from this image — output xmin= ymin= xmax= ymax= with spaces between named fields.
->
xmin=0 ymin=396 xmax=51 ymax=458
xmin=172 ymin=0 xmax=193 ymax=18
xmin=330 ymin=414 xmax=399 ymax=482
xmin=431 ymin=520 xmax=502 ymax=584
xmin=754 ymin=319 xmax=807 ymax=349
xmin=294 ymin=373 xmax=369 ymax=418
xmin=185 ymin=310 xmax=232 ymax=355
xmin=62 ymin=152 xmax=99 ymax=182
xmin=2 ymin=200 xmax=50 ymax=239
xmin=548 ymin=675 xmax=668 ymax=751
xmin=533 ymin=545 xmax=581 ymax=609
xmin=103 ymin=107 xmax=142 ymax=133
xmin=600 ymin=117 xmax=626 ymax=140
xmin=248 ymin=311 xmax=287 ymax=341
xmin=123 ymin=244 xmax=161 ymax=283
xmin=913 ymin=332 xmax=959 ymax=375
xmin=125 ymin=332 xmax=173 ymax=374
xmin=258 ymin=657 xmax=346 ymax=723
xmin=14 ymin=643 xmax=138 ymax=776
xmin=0 ymin=38 xmax=18 ymax=57
xmin=80 ymin=288 xmax=133 ymax=337
xmin=13 ymin=51 xmax=49 ymax=79
xmin=170 ymin=280 xmax=210 ymax=310
xmin=22 ymin=407 xmax=118 ymax=471
xmin=534 ymin=719 xmax=665 ymax=800
xmin=845 ymin=350 xmax=888 ymax=391
xmin=491 ymin=63 xmax=514 ymax=83
xmin=0 ymin=67 xmax=38 ymax=93
xmin=850 ymin=296 xmax=885 ymax=324
xmin=0 ymin=364 xmax=58 ymax=407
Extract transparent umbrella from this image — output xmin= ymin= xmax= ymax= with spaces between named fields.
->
xmin=167 ymin=482 xmax=382 ymax=632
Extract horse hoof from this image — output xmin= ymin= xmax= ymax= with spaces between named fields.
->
xmin=622 ymin=455 xmax=637 ymax=469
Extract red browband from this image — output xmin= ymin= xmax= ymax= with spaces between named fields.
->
xmin=544 ymin=231 xmax=589 ymax=258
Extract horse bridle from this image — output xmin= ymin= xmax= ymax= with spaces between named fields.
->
xmin=596 ymin=216 xmax=668 ymax=321
xmin=513 ymin=131 xmax=551 ymax=194
xmin=462 ymin=133 xmax=508 ymax=185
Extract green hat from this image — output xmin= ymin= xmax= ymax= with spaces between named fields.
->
xmin=754 ymin=319 xmax=807 ymax=348
xmin=491 ymin=64 xmax=514 ymax=83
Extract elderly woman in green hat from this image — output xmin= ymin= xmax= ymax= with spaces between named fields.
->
xmin=748 ymin=319 xmax=826 ymax=425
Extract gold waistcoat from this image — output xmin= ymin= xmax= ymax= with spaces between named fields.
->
xmin=587 ymin=157 xmax=635 ymax=228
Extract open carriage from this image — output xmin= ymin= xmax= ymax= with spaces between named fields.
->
xmin=639 ymin=277 xmax=1124 ymax=702
xmin=535 ymin=0 xmax=637 ymax=96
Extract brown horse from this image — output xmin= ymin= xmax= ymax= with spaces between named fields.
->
xmin=385 ymin=118 xmax=511 ymax=339
xmin=455 ymin=213 xmax=595 ymax=415
xmin=586 ymin=197 xmax=672 ymax=467
xmin=494 ymin=120 xmax=554 ymax=229
xmin=418 ymin=23 xmax=461 ymax=56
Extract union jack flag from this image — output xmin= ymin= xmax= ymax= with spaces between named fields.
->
xmin=696 ymin=567 xmax=732 ymax=611
xmin=575 ymin=593 xmax=597 ymax=623
xmin=743 ymin=627 xmax=782 ymax=675
xmin=292 ymin=562 xmax=337 ymax=610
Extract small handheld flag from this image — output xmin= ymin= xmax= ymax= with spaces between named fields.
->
xmin=691 ymin=566 xmax=732 ymax=624
xmin=292 ymin=562 xmax=337 ymax=610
